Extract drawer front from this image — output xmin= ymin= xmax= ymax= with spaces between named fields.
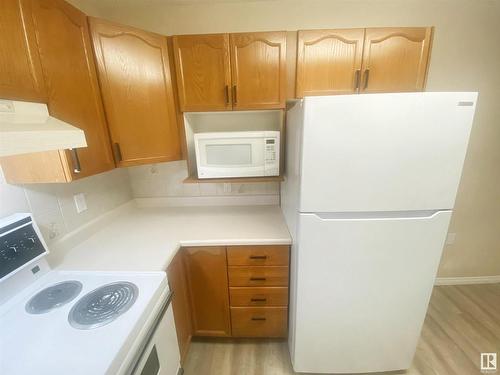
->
xmin=231 ymin=307 xmax=288 ymax=337
xmin=229 ymin=287 xmax=288 ymax=307
xmin=227 ymin=245 xmax=289 ymax=266
xmin=228 ymin=266 xmax=289 ymax=287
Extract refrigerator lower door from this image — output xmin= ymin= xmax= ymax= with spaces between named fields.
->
xmin=290 ymin=210 xmax=452 ymax=374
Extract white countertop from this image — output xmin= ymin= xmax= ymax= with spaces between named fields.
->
xmin=49 ymin=203 xmax=291 ymax=272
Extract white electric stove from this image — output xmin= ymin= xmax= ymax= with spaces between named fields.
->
xmin=0 ymin=213 xmax=170 ymax=375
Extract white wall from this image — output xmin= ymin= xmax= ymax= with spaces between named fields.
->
xmin=0 ymin=167 xmax=132 ymax=244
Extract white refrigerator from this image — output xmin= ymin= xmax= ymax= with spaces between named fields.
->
xmin=281 ymin=92 xmax=477 ymax=373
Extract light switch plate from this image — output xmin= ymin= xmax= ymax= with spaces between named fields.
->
xmin=73 ymin=193 xmax=87 ymax=213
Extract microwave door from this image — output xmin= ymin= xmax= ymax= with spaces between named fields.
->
xmin=197 ymin=137 xmax=265 ymax=178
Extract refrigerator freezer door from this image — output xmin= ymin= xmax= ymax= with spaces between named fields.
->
xmin=299 ymin=92 xmax=477 ymax=212
xmin=290 ymin=210 xmax=452 ymax=373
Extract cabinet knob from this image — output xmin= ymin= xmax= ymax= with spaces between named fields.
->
xmin=251 ymin=317 xmax=266 ymax=321
xmin=250 ymin=298 xmax=267 ymax=302
xmin=224 ymin=85 xmax=229 ymax=105
xmin=250 ymin=277 xmax=266 ymax=281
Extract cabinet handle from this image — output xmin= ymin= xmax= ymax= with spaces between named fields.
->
xmin=250 ymin=298 xmax=267 ymax=302
xmin=363 ymin=69 xmax=370 ymax=90
xmin=249 ymin=255 xmax=268 ymax=260
xmin=251 ymin=317 xmax=267 ymax=321
xmin=354 ymin=69 xmax=361 ymax=91
xmin=69 ymin=148 xmax=81 ymax=174
xmin=113 ymin=142 xmax=123 ymax=162
xmin=224 ymin=85 xmax=229 ymax=105
xmin=250 ymin=277 xmax=266 ymax=281
xmin=232 ymin=85 xmax=237 ymax=104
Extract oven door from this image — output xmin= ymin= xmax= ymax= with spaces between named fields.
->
xmin=196 ymin=136 xmax=265 ymax=178
xmin=132 ymin=293 xmax=180 ymax=375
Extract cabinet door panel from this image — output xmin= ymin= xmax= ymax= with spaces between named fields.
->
xmin=30 ymin=0 xmax=114 ymax=179
xmin=0 ymin=0 xmax=46 ymax=101
xmin=230 ymin=31 xmax=286 ymax=110
xmin=184 ymin=246 xmax=231 ymax=337
xmin=90 ymin=18 xmax=181 ymax=167
xmin=167 ymin=251 xmax=192 ymax=365
xmin=296 ymin=29 xmax=364 ymax=97
xmin=360 ymin=27 xmax=433 ymax=93
xmin=173 ymin=34 xmax=231 ymax=111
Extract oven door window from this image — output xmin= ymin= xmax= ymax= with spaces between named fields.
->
xmin=140 ymin=346 xmax=160 ymax=375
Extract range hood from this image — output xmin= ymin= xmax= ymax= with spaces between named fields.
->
xmin=0 ymin=100 xmax=87 ymax=157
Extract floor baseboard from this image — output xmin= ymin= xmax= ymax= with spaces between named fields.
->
xmin=435 ymin=275 xmax=500 ymax=285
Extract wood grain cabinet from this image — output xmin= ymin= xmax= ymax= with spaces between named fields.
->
xmin=172 ymin=31 xmax=286 ymax=111
xmin=360 ymin=27 xmax=433 ymax=93
xmin=0 ymin=0 xmax=46 ymax=102
xmin=172 ymin=34 xmax=231 ymax=111
xmin=167 ymin=251 xmax=193 ymax=365
xmin=296 ymin=28 xmax=365 ymax=97
xmin=296 ymin=27 xmax=433 ymax=97
xmin=179 ymin=245 xmax=290 ymax=340
xmin=90 ymin=18 xmax=181 ymax=167
xmin=227 ymin=245 xmax=289 ymax=338
xmin=1 ymin=0 xmax=115 ymax=183
xmin=183 ymin=246 xmax=232 ymax=337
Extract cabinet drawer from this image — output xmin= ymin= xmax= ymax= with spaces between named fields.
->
xmin=229 ymin=287 xmax=288 ymax=307
xmin=228 ymin=266 xmax=289 ymax=287
xmin=231 ymin=307 xmax=287 ymax=337
xmin=227 ymin=245 xmax=289 ymax=266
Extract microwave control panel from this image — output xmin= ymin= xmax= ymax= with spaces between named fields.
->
xmin=265 ymin=139 xmax=277 ymax=161
xmin=264 ymin=136 xmax=280 ymax=176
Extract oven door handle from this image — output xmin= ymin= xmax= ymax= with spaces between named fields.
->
xmin=126 ymin=289 xmax=174 ymax=375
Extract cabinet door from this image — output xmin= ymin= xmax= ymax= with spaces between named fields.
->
xmin=90 ymin=18 xmax=181 ymax=167
xmin=167 ymin=251 xmax=192 ymax=365
xmin=230 ymin=31 xmax=286 ymax=110
xmin=360 ymin=27 xmax=433 ymax=93
xmin=0 ymin=0 xmax=46 ymax=101
xmin=30 ymin=0 xmax=114 ymax=179
xmin=172 ymin=34 xmax=231 ymax=111
xmin=183 ymin=246 xmax=231 ymax=337
xmin=296 ymin=29 xmax=364 ymax=97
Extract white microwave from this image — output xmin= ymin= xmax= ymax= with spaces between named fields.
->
xmin=194 ymin=131 xmax=280 ymax=179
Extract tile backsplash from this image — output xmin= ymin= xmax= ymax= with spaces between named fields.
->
xmin=0 ymin=167 xmax=132 ymax=244
xmin=127 ymin=160 xmax=280 ymax=198
xmin=0 ymin=160 xmax=279 ymax=243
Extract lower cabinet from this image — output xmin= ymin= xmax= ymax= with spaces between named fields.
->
xmin=174 ymin=245 xmax=290 ymax=341
xmin=183 ymin=246 xmax=232 ymax=337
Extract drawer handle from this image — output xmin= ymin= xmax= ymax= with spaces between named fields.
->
xmin=250 ymin=298 xmax=267 ymax=302
xmin=250 ymin=277 xmax=267 ymax=281
xmin=251 ymin=317 xmax=267 ymax=321
xmin=249 ymin=255 xmax=268 ymax=260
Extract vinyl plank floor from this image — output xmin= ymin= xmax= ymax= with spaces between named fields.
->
xmin=183 ymin=284 xmax=500 ymax=375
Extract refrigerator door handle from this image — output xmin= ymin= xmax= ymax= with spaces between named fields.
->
xmin=310 ymin=210 xmax=451 ymax=221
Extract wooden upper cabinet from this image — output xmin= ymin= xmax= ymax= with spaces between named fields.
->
xmin=0 ymin=0 xmax=46 ymax=101
xmin=230 ymin=31 xmax=286 ymax=110
xmin=173 ymin=34 xmax=231 ymax=111
xmin=296 ymin=29 xmax=365 ymax=97
xmin=29 ymin=0 xmax=114 ymax=179
xmin=90 ymin=18 xmax=181 ymax=167
xmin=183 ymin=246 xmax=231 ymax=337
xmin=360 ymin=27 xmax=433 ymax=93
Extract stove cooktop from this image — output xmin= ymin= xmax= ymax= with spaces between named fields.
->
xmin=0 ymin=270 xmax=166 ymax=375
